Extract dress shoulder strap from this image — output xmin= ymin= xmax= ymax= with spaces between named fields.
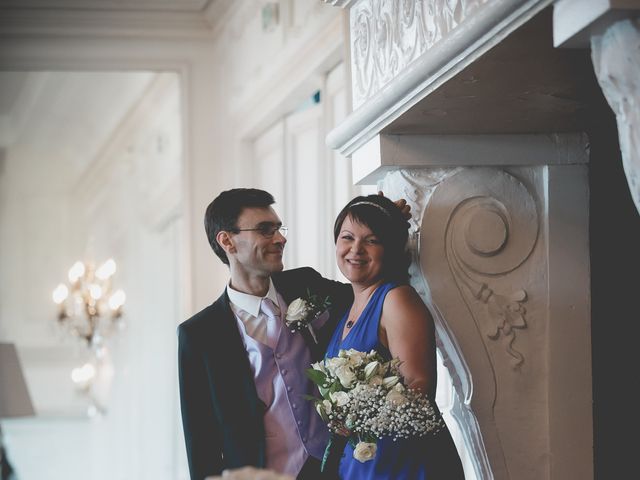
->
xmin=360 ymin=282 xmax=397 ymax=349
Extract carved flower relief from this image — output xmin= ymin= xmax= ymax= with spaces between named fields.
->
xmin=437 ymin=169 xmax=538 ymax=367
xmin=400 ymin=0 xmax=416 ymax=29
xmin=352 ymin=8 xmax=375 ymax=105
xmin=375 ymin=11 xmax=397 ymax=85
xmin=422 ymin=1 xmax=441 ymax=47
xmin=398 ymin=0 xmax=424 ymax=64
xmin=484 ymin=289 xmax=527 ymax=338
xmin=353 ymin=10 xmax=371 ymax=58
xmin=350 ymin=0 xmax=489 ymax=106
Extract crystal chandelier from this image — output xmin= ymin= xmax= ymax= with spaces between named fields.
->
xmin=52 ymin=259 xmax=125 ymax=416
xmin=52 ymin=259 xmax=125 ymax=349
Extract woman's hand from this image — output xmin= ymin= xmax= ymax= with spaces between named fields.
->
xmin=330 ymin=420 xmax=352 ymax=437
xmin=377 ymin=191 xmax=412 ymax=221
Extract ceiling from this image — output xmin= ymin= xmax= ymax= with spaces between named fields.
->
xmin=0 ymin=2 xmax=224 ymax=189
xmin=0 ymin=0 xmax=213 ymax=10
xmin=0 ymin=71 xmax=156 ymax=189
xmin=0 ymin=0 xmax=229 ymax=37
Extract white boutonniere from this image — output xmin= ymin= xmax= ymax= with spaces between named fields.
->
xmin=285 ymin=290 xmax=331 ymax=344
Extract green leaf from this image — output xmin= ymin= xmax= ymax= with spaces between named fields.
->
xmin=320 ymin=436 xmax=333 ymax=472
xmin=362 ymin=433 xmax=377 ymax=444
xmin=329 ymin=379 xmax=342 ymax=393
xmin=306 ymin=368 xmax=327 ymax=386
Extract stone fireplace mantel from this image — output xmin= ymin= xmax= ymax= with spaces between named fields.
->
xmin=321 ymin=1 xmax=640 ymax=478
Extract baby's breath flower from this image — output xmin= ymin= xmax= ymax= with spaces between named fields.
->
xmin=307 ymin=349 xmax=445 ymax=464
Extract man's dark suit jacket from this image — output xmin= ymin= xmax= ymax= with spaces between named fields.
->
xmin=178 ymin=267 xmax=352 ymax=480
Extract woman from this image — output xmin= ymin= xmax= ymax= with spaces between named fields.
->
xmin=324 ymin=194 xmax=464 ymax=479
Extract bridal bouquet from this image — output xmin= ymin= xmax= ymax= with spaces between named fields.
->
xmin=307 ymin=349 xmax=445 ymax=465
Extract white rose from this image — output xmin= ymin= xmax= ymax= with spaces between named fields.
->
xmin=368 ymin=375 xmax=383 ymax=386
xmin=385 ymin=388 xmax=407 ymax=406
xmin=353 ymin=442 xmax=377 ymax=463
xmin=285 ymin=298 xmax=308 ymax=323
xmin=335 ymin=365 xmax=357 ymax=388
xmin=329 ymin=391 xmax=350 ymax=407
xmin=345 ymin=349 xmax=367 ymax=367
xmin=325 ymin=357 xmax=349 ymax=376
xmin=322 ymin=399 xmax=333 ymax=413
xmin=382 ymin=375 xmax=400 ymax=389
xmin=311 ymin=361 xmax=326 ymax=373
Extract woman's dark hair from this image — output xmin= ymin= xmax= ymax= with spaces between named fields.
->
xmin=205 ymin=188 xmax=275 ymax=265
xmin=334 ymin=194 xmax=411 ymax=284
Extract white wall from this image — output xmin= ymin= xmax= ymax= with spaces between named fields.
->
xmin=0 ymin=1 xmax=372 ymax=479
xmin=1 ymin=72 xmax=187 ymax=479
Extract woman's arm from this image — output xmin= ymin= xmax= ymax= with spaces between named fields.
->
xmin=379 ymin=285 xmax=437 ymax=396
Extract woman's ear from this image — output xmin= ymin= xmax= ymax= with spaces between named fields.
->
xmin=216 ymin=231 xmax=236 ymax=256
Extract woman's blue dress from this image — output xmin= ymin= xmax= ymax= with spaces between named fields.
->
xmin=325 ymin=282 xmax=465 ymax=479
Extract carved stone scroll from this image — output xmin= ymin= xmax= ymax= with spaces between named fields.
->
xmin=418 ymin=167 xmax=543 ymax=479
xmin=445 ymin=181 xmax=537 ymax=367
xmin=381 ymin=167 xmax=497 ymax=480
xmin=591 ymin=18 xmax=640 ymax=216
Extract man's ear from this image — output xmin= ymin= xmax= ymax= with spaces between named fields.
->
xmin=216 ymin=231 xmax=236 ymax=256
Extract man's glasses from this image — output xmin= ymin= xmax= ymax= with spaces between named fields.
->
xmin=231 ymin=223 xmax=288 ymax=238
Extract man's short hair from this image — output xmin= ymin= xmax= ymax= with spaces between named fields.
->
xmin=204 ymin=188 xmax=275 ymax=265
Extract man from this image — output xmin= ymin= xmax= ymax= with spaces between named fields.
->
xmin=178 ymin=188 xmax=353 ymax=480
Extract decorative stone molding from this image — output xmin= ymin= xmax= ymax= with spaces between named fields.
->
xmin=349 ymin=0 xmax=490 ymax=108
xmin=321 ymin=0 xmax=358 ymax=7
xmin=553 ymin=0 xmax=640 ymax=216
xmin=326 ymin=0 xmax=553 ymax=155
xmin=591 ymin=18 xmax=640 ymax=215
xmin=553 ymin=0 xmax=640 ymax=48
xmin=351 ymin=132 xmax=588 ymax=185
xmin=327 ymin=2 xmax=596 ymax=479
xmin=380 ymin=166 xmax=545 ymax=479
xmin=376 ymin=136 xmax=592 ymax=478
xmin=380 ymin=168 xmax=496 ymax=480
xmin=442 ymin=169 xmax=538 ymax=367
xmin=429 ymin=167 xmax=541 ymax=478
xmin=379 ymin=168 xmax=494 ymax=479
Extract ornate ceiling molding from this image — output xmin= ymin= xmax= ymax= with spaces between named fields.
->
xmin=0 ymin=0 xmax=235 ymax=39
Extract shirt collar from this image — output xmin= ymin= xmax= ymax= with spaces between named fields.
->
xmin=226 ymin=278 xmax=279 ymax=317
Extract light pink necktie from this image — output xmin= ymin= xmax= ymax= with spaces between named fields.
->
xmin=260 ymin=298 xmax=281 ymax=349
